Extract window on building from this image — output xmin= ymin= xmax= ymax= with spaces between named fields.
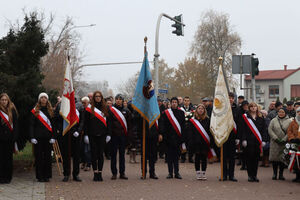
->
xmin=291 ymin=85 xmax=300 ymax=98
xmin=269 ymin=85 xmax=279 ymax=98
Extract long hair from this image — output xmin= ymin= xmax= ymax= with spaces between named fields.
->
xmin=91 ymin=91 xmax=108 ymax=117
xmin=0 ymin=93 xmax=18 ymax=124
xmin=34 ymin=98 xmax=54 ymax=118
xmin=248 ymin=102 xmax=262 ymax=118
xmin=194 ymin=104 xmax=208 ymax=121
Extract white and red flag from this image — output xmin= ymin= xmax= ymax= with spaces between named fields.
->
xmin=60 ymin=59 xmax=79 ymax=136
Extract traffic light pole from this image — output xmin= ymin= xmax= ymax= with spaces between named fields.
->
xmin=154 ymin=13 xmax=185 ymax=96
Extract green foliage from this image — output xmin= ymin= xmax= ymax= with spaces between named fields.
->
xmin=283 ymin=97 xmax=287 ymax=104
xmin=0 ymin=12 xmax=49 ymax=149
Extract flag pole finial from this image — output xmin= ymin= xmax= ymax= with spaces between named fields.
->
xmin=218 ymin=56 xmax=223 ymax=66
xmin=144 ymin=37 xmax=148 ymax=54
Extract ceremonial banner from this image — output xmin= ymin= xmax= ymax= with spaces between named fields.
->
xmin=60 ymin=59 xmax=79 ymax=136
xmin=132 ymin=52 xmax=160 ymax=128
xmin=210 ymin=64 xmax=234 ymax=147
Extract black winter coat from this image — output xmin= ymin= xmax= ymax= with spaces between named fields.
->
xmin=0 ymin=109 xmax=18 ymax=142
xmin=108 ymin=104 xmax=132 ymax=137
xmin=29 ymin=106 xmax=56 ymax=140
xmin=160 ymin=108 xmax=185 ymax=148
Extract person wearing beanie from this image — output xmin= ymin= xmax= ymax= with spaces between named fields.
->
xmin=29 ymin=92 xmax=56 ymax=182
xmin=287 ymin=107 xmax=300 ymax=182
xmin=108 ymin=93 xmax=132 ymax=180
xmin=268 ymin=107 xmax=291 ymax=180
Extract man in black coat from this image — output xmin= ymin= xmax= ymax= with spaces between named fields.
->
xmin=221 ymin=92 xmax=238 ymax=181
xmin=160 ymin=97 xmax=185 ymax=179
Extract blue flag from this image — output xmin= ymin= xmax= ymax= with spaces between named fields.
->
xmin=132 ymin=52 xmax=160 ymax=128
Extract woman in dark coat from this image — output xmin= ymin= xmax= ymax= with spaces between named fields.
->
xmin=241 ymin=102 xmax=267 ymax=182
xmin=84 ymin=91 xmax=111 ymax=181
xmin=187 ymin=104 xmax=213 ymax=180
xmin=29 ymin=93 xmax=56 ymax=182
xmin=0 ymin=93 xmax=18 ymax=184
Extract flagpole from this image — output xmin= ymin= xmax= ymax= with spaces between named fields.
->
xmin=220 ymin=145 xmax=223 ymax=181
xmin=219 ymin=57 xmax=224 ymax=181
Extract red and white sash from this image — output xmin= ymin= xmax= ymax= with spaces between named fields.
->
xmin=0 ymin=110 xmax=13 ymax=132
xmin=233 ymin=121 xmax=237 ymax=134
xmin=242 ymin=113 xmax=262 ymax=152
xmin=86 ymin=105 xmax=107 ymax=127
xmin=190 ymin=118 xmax=216 ymax=159
xmin=165 ymin=108 xmax=181 ymax=137
xmin=179 ymin=107 xmax=186 ymax=113
xmin=110 ymin=106 xmax=127 ymax=135
xmin=31 ymin=108 xmax=53 ymax=132
xmin=288 ymin=150 xmax=300 ymax=172
xmin=154 ymin=120 xmax=159 ymax=131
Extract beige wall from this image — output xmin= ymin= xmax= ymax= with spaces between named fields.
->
xmin=283 ymin=70 xmax=300 ymax=99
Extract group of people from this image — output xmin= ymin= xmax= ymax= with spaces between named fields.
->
xmin=0 ymin=91 xmax=300 ymax=185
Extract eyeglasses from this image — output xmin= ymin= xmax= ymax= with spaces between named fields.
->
xmin=95 ymin=96 xmax=101 ymax=98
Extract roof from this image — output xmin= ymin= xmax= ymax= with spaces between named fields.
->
xmin=245 ymin=67 xmax=300 ymax=81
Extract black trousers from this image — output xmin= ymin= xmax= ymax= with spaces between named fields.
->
xmin=61 ymin=134 xmax=80 ymax=177
xmin=90 ymin=135 xmax=106 ymax=171
xmin=110 ymin=135 xmax=126 ymax=175
xmin=140 ymin=137 xmax=157 ymax=175
xmin=223 ymin=139 xmax=236 ymax=178
xmin=195 ymin=152 xmax=207 ymax=171
xmin=34 ymin=138 xmax=52 ymax=180
xmin=244 ymin=144 xmax=260 ymax=178
xmin=0 ymin=140 xmax=13 ymax=181
xmin=166 ymin=145 xmax=180 ymax=175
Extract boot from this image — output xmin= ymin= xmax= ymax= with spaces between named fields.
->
xmin=98 ymin=172 xmax=103 ymax=182
xmin=272 ymin=162 xmax=278 ymax=180
xmin=278 ymin=164 xmax=285 ymax=180
xmin=292 ymin=172 xmax=300 ymax=182
xmin=93 ymin=173 xmax=98 ymax=182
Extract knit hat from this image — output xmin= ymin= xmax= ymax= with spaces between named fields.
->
xmin=38 ymin=92 xmax=48 ymax=101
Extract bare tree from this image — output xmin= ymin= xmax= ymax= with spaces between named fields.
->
xmin=190 ymin=10 xmax=241 ymax=95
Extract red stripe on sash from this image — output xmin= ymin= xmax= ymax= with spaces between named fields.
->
xmin=110 ymin=107 xmax=127 ymax=136
xmin=31 ymin=109 xmax=53 ymax=133
xmin=242 ymin=114 xmax=262 ymax=153
xmin=86 ymin=106 xmax=107 ymax=127
xmin=165 ymin=109 xmax=181 ymax=137
xmin=0 ymin=111 xmax=13 ymax=132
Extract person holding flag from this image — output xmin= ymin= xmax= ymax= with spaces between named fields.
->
xmin=0 ymin=93 xmax=18 ymax=184
xmin=187 ymin=104 xmax=215 ymax=180
xmin=131 ymin=37 xmax=161 ymax=179
xmin=241 ymin=102 xmax=267 ymax=182
xmin=160 ymin=97 xmax=185 ymax=179
xmin=59 ymin=59 xmax=82 ymax=182
xmin=84 ymin=91 xmax=111 ymax=181
xmin=29 ymin=93 xmax=56 ymax=182
xmin=109 ymin=93 xmax=132 ymax=180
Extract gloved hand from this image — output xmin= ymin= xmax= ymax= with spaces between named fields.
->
xmin=181 ymin=143 xmax=187 ymax=151
xmin=262 ymin=141 xmax=266 ymax=147
xmin=73 ymin=131 xmax=79 ymax=137
xmin=106 ymin=135 xmax=111 ymax=143
xmin=235 ymin=139 xmax=240 ymax=145
xmin=31 ymin=138 xmax=38 ymax=144
xmin=242 ymin=140 xmax=247 ymax=148
xmin=49 ymin=139 xmax=56 ymax=144
xmin=84 ymin=135 xmax=89 ymax=144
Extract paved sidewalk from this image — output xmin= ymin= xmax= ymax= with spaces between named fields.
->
xmin=0 ymin=169 xmax=45 ymax=200
xmin=45 ymin=156 xmax=300 ymax=200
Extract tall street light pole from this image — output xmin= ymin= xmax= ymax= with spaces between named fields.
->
xmin=154 ymin=13 xmax=185 ymax=96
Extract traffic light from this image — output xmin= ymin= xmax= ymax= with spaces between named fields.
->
xmin=251 ymin=57 xmax=259 ymax=77
xmin=171 ymin=15 xmax=183 ymax=36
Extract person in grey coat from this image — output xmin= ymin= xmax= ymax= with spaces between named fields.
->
xmin=268 ymin=107 xmax=291 ymax=180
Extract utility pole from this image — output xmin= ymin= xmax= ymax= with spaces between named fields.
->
xmin=154 ymin=13 xmax=185 ymax=96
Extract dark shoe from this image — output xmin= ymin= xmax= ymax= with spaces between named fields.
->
xmin=150 ymin=173 xmax=158 ymax=179
xmin=174 ymin=173 xmax=182 ymax=179
xmin=272 ymin=174 xmax=277 ymax=180
xmin=111 ymin=174 xmax=117 ymax=180
xmin=98 ymin=173 xmax=103 ymax=181
xmin=237 ymin=161 xmax=241 ymax=166
xmin=73 ymin=176 xmax=82 ymax=182
xmin=44 ymin=178 xmax=49 ymax=182
xmin=166 ymin=174 xmax=173 ymax=179
xmin=93 ymin=173 xmax=98 ymax=181
xmin=62 ymin=176 xmax=69 ymax=182
xmin=119 ymin=174 xmax=128 ymax=180
xmin=229 ymin=177 xmax=238 ymax=182
xmin=253 ymin=177 xmax=259 ymax=182
xmin=0 ymin=179 xmax=4 ymax=184
xmin=3 ymin=179 xmax=11 ymax=184
xmin=248 ymin=177 xmax=255 ymax=182
xmin=189 ymin=159 xmax=194 ymax=163
xmin=278 ymin=175 xmax=285 ymax=180
xmin=37 ymin=179 xmax=44 ymax=182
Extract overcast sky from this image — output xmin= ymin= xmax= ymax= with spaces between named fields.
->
xmin=1 ymin=0 xmax=299 ymax=93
